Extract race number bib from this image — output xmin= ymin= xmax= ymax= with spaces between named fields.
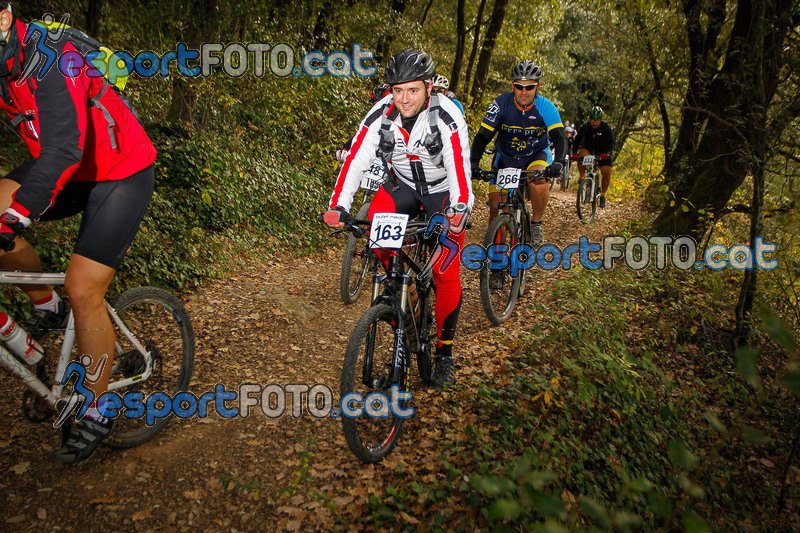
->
xmin=582 ymin=155 xmax=595 ymax=168
xmin=496 ymin=167 xmax=521 ymax=190
xmin=370 ymin=213 xmax=409 ymax=249
xmin=360 ymin=159 xmax=387 ymax=192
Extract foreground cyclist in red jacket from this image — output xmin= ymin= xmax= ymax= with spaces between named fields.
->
xmin=0 ymin=4 xmax=156 ymax=464
xmin=325 ymin=49 xmax=474 ymax=388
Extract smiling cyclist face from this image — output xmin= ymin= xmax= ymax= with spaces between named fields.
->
xmin=392 ymin=80 xmax=431 ymax=119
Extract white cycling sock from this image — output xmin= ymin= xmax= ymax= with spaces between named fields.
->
xmin=33 ymin=292 xmax=62 ymax=314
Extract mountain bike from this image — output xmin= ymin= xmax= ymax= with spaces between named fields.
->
xmin=0 ymin=270 xmax=194 ymax=449
xmin=576 ymin=154 xmax=603 ymax=223
xmin=559 ymin=152 xmax=572 ymax=192
xmin=477 ymin=167 xmax=547 ymax=325
xmin=339 ymin=160 xmax=388 ymax=304
xmin=332 ymin=215 xmax=438 ymax=462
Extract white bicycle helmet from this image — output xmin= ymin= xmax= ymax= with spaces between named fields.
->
xmin=432 ymin=74 xmax=449 ymax=90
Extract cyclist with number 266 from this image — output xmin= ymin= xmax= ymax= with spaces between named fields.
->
xmin=575 ymin=106 xmax=615 ymax=208
xmin=324 ymin=49 xmax=474 ymax=389
xmin=470 ymin=60 xmax=567 ymax=249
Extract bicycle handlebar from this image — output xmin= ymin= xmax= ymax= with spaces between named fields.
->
xmin=320 ymin=215 xmax=436 ymax=240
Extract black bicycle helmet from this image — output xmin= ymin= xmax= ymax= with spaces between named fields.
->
xmin=510 ymin=60 xmax=543 ymax=81
xmin=384 ymin=49 xmax=436 ymax=85
xmin=589 ymin=106 xmax=604 ymax=119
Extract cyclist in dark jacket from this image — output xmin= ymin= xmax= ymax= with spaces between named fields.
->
xmin=575 ymin=107 xmax=615 ymax=208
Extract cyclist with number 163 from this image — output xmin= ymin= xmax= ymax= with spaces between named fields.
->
xmin=325 ymin=49 xmax=474 ymax=389
xmin=470 ymin=61 xmax=567 ymax=249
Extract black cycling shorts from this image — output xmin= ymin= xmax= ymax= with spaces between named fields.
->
xmin=6 ymin=162 xmax=155 ymax=269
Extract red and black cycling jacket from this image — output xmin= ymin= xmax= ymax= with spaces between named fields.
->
xmin=0 ymin=20 xmax=157 ymax=222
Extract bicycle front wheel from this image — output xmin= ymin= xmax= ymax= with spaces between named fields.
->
xmin=341 ymin=304 xmax=409 ymax=463
xmin=517 ymin=208 xmax=531 ymax=298
xmin=576 ymin=178 xmax=597 ymax=224
xmin=340 ymin=202 xmax=373 ymax=304
xmin=416 ymin=282 xmax=435 ymax=385
xmin=104 ymin=287 xmax=195 ymax=449
xmin=560 ymin=164 xmax=570 ymax=191
xmin=479 ymin=214 xmax=521 ymax=324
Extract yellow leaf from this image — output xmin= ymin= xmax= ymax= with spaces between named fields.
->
xmin=544 ymin=390 xmax=553 ymax=404
xmin=532 ymin=392 xmax=543 ymax=402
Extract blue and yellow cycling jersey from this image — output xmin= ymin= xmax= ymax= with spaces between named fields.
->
xmin=479 ymin=92 xmax=563 ymax=168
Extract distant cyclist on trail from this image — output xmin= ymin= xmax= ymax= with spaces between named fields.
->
xmin=324 ymin=49 xmax=473 ymax=388
xmin=469 ymin=60 xmax=567 ymax=262
xmin=431 ymin=74 xmax=464 ymax=115
xmin=575 ymin=106 xmax=615 ymax=208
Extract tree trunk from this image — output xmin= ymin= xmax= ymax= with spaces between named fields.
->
xmin=651 ymin=0 xmax=795 ymax=239
xmin=661 ymin=0 xmax=727 ymax=189
xmin=638 ymin=21 xmax=671 ymax=163
xmin=419 ymin=0 xmax=435 ymax=27
xmin=449 ymin=0 xmax=466 ymax=92
xmin=469 ymin=0 xmax=509 ymax=106
xmin=166 ymin=0 xmax=218 ymax=127
xmin=312 ymin=0 xmax=335 ymax=49
xmin=85 ymin=0 xmax=104 ymax=37
xmin=464 ymin=0 xmax=488 ymax=98
xmin=166 ymin=77 xmax=196 ymax=124
xmin=734 ymin=159 xmax=764 ymax=347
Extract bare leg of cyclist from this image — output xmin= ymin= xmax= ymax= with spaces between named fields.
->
xmin=65 ymin=254 xmax=116 ymax=399
xmin=527 ymin=164 xmax=548 ymax=223
xmin=600 ymin=165 xmax=612 ymax=195
xmin=0 ymin=179 xmax=53 ymax=301
xmin=488 ymin=190 xmax=502 ymax=224
xmin=50 ymin=254 xmax=117 ymax=464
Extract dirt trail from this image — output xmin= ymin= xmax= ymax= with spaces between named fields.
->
xmin=0 ymin=189 xmax=637 ymax=532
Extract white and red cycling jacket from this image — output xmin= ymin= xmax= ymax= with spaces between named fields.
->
xmin=329 ymin=94 xmax=474 ymax=213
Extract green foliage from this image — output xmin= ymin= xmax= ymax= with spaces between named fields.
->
xmin=419 ymin=262 xmax=800 ymax=530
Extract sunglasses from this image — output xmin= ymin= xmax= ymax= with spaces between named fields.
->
xmin=513 ymin=83 xmax=538 ymax=91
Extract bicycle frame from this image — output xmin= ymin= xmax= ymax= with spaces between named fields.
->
xmin=0 ymin=270 xmax=153 ymax=413
xmin=364 ymin=223 xmax=436 ymax=382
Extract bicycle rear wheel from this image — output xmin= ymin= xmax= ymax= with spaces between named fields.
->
xmin=341 ymin=303 xmax=409 ymax=463
xmin=104 ymin=287 xmax=195 ymax=449
xmin=576 ymin=177 xmax=597 ymax=224
xmin=479 ymin=214 xmax=521 ymax=324
xmin=340 ymin=202 xmax=373 ymax=304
